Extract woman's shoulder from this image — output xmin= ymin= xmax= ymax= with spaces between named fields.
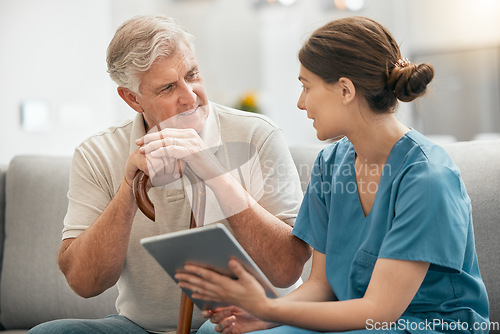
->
xmin=395 ymin=130 xmax=465 ymax=191
xmin=399 ymin=130 xmax=460 ymax=172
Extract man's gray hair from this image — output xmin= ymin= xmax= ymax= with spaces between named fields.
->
xmin=107 ymin=15 xmax=195 ymax=93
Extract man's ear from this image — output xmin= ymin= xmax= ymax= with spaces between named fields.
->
xmin=338 ymin=77 xmax=356 ymax=105
xmin=117 ymin=87 xmax=144 ymax=113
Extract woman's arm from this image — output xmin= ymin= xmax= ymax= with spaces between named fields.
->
xmin=258 ymin=258 xmax=429 ymax=332
xmin=177 ymin=256 xmax=429 ymax=332
xmin=279 ymin=250 xmax=335 ymax=303
xmin=201 ymin=250 xmax=335 ymax=333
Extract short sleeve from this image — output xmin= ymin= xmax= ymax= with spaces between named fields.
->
xmin=292 ymin=151 xmax=329 ymax=253
xmin=379 ymin=162 xmax=470 ymax=273
xmin=62 ymin=147 xmax=113 ymax=239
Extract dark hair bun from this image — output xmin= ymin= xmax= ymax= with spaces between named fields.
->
xmin=388 ymin=63 xmax=434 ymax=102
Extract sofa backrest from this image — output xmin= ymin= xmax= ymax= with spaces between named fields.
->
xmin=0 ymin=156 xmax=118 ymax=330
xmin=442 ymin=139 xmax=500 ymax=329
xmin=0 ymin=165 xmax=6 ymax=311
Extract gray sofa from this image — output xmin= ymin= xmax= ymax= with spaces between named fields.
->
xmin=0 ymin=139 xmax=498 ymax=333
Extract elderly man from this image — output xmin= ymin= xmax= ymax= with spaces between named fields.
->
xmin=28 ymin=15 xmax=310 ymax=334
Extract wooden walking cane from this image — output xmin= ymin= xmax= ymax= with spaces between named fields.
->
xmin=133 ymin=166 xmax=206 ymax=334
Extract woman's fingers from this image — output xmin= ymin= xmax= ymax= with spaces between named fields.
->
xmin=228 ymin=259 xmax=248 ymax=279
xmin=176 ymin=267 xmax=227 ymax=301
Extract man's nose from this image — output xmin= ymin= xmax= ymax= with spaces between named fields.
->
xmin=179 ymin=81 xmax=197 ymax=106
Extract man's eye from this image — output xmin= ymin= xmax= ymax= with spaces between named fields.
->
xmin=161 ymin=85 xmax=173 ymax=92
xmin=187 ymin=71 xmax=199 ymax=80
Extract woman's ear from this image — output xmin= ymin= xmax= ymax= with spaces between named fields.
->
xmin=117 ymin=87 xmax=144 ymax=113
xmin=338 ymin=77 xmax=356 ymax=105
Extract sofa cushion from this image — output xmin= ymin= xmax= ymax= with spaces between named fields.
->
xmin=0 ymin=156 xmax=118 ymax=330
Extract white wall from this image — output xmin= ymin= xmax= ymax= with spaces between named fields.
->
xmin=255 ymin=0 xmax=406 ymax=146
xmin=1 ymin=0 xmax=499 ymax=165
xmin=0 ymin=0 xmax=120 ymax=165
xmin=150 ymin=0 xmax=415 ymax=146
xmin=406 ymin=0 xmax=500 ymax=51
xmin=157 ymin=0 xmax=262 ymax=107
xmin=404 ymin=0 xmax=500 ymax=141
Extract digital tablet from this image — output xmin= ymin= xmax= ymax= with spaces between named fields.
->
xmin=140 ymin=223 xmax=279 ymax=310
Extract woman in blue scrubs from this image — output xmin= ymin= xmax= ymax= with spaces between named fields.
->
xmin=176 ymin=16 xmax=489 ymax=334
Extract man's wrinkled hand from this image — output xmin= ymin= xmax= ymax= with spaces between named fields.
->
xmin=137 ymin=128 xmax=227 ymax=186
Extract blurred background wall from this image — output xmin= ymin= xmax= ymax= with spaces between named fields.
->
xmin=1 ymin=0 xmax=499 ymax=165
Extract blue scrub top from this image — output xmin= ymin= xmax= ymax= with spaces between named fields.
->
xmin=292 ymin=130 xmax=489 ymax=333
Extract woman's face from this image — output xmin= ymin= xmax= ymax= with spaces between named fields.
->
xmin=297 ymin=65 xmax=347 ymax=141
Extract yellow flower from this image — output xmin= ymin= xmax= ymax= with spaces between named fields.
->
xmin=242 ymin=93 xmax=257 ymax=108
xmin=237 ymin=91 xmax=260 ymax=114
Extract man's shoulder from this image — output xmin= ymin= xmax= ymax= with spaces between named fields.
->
xmin=81 ymin=117 xmax=133 ymax=144
xmin=77 ymin=116 xmax=134 ymax=155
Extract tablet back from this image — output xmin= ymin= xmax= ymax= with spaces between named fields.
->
xmin=140 ymin=223 xmax=278 ymax=310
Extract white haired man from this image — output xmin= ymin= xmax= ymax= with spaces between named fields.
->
xmin=28 ymin=15 xmax=310 ymax=334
